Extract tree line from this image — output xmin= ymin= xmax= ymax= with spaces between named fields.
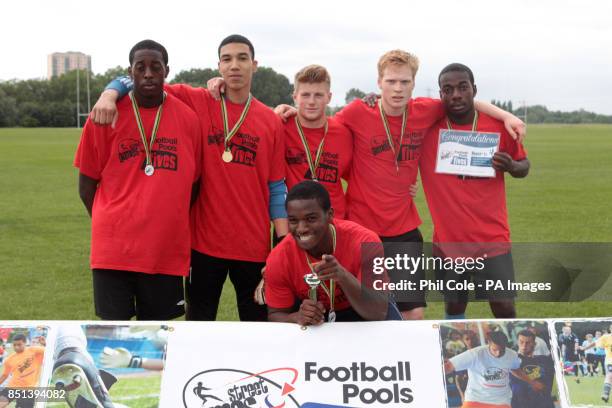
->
xmin=0 ymin=70 xmax=610 ymax=127
xmin=492 ymin=99 xmax=612 ymax=124
xmin=0 ymin=67 xmax=293 ymax=127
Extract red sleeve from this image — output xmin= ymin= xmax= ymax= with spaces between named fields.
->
xmin=500 ymin=129 xmax=528 ymax=161
xmin=356 ymin=230 xmax=384 ymax=283
xmin=410 ymin=97 xmax=445 ymax=127
xmin=165 ymin=85 xmax=211 ymax=179
xmin=164 ymin=83 xmax=202 ymax=112
xmin=74 ymin=119 xmax=107 ymax=180
xmin=333 ymin=99 xmax=361 ymax=132
xmin=264 ymin=251 xmax=295 ymax=309
xmin=191 ymin=114 xmax=204 ymax=182
xmin=338 ymin=123 xmax=353 ymax=179
xmin=269 ymin=115 xmax=286 ymax=182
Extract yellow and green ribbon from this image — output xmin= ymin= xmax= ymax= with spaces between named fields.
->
xmin=294 ymin=116 xmax=328 ymax=182
xmin=378 ymin=98 xmax=408 ymax=173
xmin=129 ymin=91 xmax=165 ymax=172
xmin=221 ymin=94 xmax=252 ymax=154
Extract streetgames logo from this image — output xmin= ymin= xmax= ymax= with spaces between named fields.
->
xmin=183 ymin=368 xmax=300 ymax=408
xmin=483 ymin=367 xmax=508 ymax=382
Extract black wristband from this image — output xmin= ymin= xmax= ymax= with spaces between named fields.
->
xmin=128 ymin=356 xmax=143 ymax=368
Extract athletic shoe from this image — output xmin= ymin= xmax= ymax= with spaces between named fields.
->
xmin=52 ymin=348 xmax=116 ymax=408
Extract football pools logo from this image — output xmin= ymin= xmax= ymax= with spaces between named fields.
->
xmin=183 ymin=368 xmax=300 ymax=408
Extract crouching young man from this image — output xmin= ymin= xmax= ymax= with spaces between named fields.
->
xmin=264 ymin=181 xmax=388 ymax=325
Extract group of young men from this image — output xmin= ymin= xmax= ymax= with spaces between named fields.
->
xmin=80 ymin=33 xmax=529 ymax=324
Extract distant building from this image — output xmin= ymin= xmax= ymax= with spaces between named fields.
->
xmin=47 ymin=52 xmax=91 ymax=79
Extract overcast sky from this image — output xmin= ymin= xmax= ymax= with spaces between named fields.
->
xmin=2 ymin=0 xmax=611 ymax=113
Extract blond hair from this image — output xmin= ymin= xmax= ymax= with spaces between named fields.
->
xmin=294 ymin=65 xmax=331 ymax=89
xmin=377 ymin=50 xmax=419 ymax=79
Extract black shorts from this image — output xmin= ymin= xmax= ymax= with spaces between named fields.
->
xmin=435 ymin=252 xmax=516 ymax=303
xmin=380 ymin=228 xmax=427 ymax=311
xmin=586 ymin=354 xmax=598 ymax=364
xmin=93 ymin=269 xmax=185 ymax=320
xmin=564 ymin=351 xmax=580 ymax=363
xmin=0 ymin=388 xmax=34 ymax=408
xmin=186 ymin=250 xmax=267 ymax=321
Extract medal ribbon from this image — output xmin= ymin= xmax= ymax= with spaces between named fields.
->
xmin=305 ymin=224 xmax=337 ymax=312
xmin=221 ymin=94 xmax=252 ymax=153
xmin=294 ymin=116 xmax=328 ymax=181
xmin=378 ymin=98 xmax=408 ymax=173
xmin=446 ymin=111 xmax=479 ymax=131
xmin=129 ymin=91 xmax=165 ymax=169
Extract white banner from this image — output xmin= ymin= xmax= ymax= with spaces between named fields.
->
xmin=1 ymin=318 xmax=611 ymax=407
xmin=162 ymin=321 xmax=445 ymax=407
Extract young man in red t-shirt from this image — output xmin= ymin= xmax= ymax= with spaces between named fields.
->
xmin=419 ymin=63 xmax=530 ymax=319
xmin=91 ymin=35 xmax=288 ymax=322
xmin=75 ymin=40 xmax=203 ymax=320
xmin=265 ymin=181 xmax=387 ymax=325
xmin=285 ymin=65 xmax=352 ymax=218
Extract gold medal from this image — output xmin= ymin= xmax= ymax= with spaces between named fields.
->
xmin=222 ymin=149 xmax=233 ymax=163
xmin=220 ymin=94 xmax=252 ymax=165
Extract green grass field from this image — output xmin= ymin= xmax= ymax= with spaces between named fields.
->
xmin=564 ymin=373 xmax=609 ymax=407
xmin=0 ymin=125 xmax=611 ymax=320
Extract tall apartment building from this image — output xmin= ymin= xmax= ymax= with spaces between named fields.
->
xmin=47 ymin=52 xmax=91 ymax=79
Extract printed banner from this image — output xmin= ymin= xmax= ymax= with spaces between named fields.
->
xmin=0 ymin=319 xmax=610 ymax=407
xmin=436 ymin=129 xmax=500 ymax=177
xmin=162 ymin=321 xmax=445 ymax=407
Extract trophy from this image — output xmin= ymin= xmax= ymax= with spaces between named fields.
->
xmin=304 ymin=273 xmax=321 ymax=301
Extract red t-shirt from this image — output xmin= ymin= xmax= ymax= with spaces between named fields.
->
xmin=335 ymin=98 xmax=444 ymax=236
xmin=284 ymin=117 xmax=352 ymax=218
xmin=167 ymin=85 xmax=285 ymax=262
xmin=420 ymin=112 xmax=527 ymax=253
xmin=265 ymin=219 xmax=382 ymax=311
xmin=74 ymin=94 xmax=202 ymax=276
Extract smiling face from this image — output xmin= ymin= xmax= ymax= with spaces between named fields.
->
xmin=377 ymin=64 xmax=415 ymax=116
xmin=287 ymin=198 xmax=333 ymax=254
xmin=218 ymin=42 xmax=257 ymax=93
xmin=129 ymin=49 xmax=168 ymax=100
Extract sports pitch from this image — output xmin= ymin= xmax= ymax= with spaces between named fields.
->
xmin=0 ymin=125 xmax=611 ymax=320
xmin=563 ymin=373 xmax=610 ymax=407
